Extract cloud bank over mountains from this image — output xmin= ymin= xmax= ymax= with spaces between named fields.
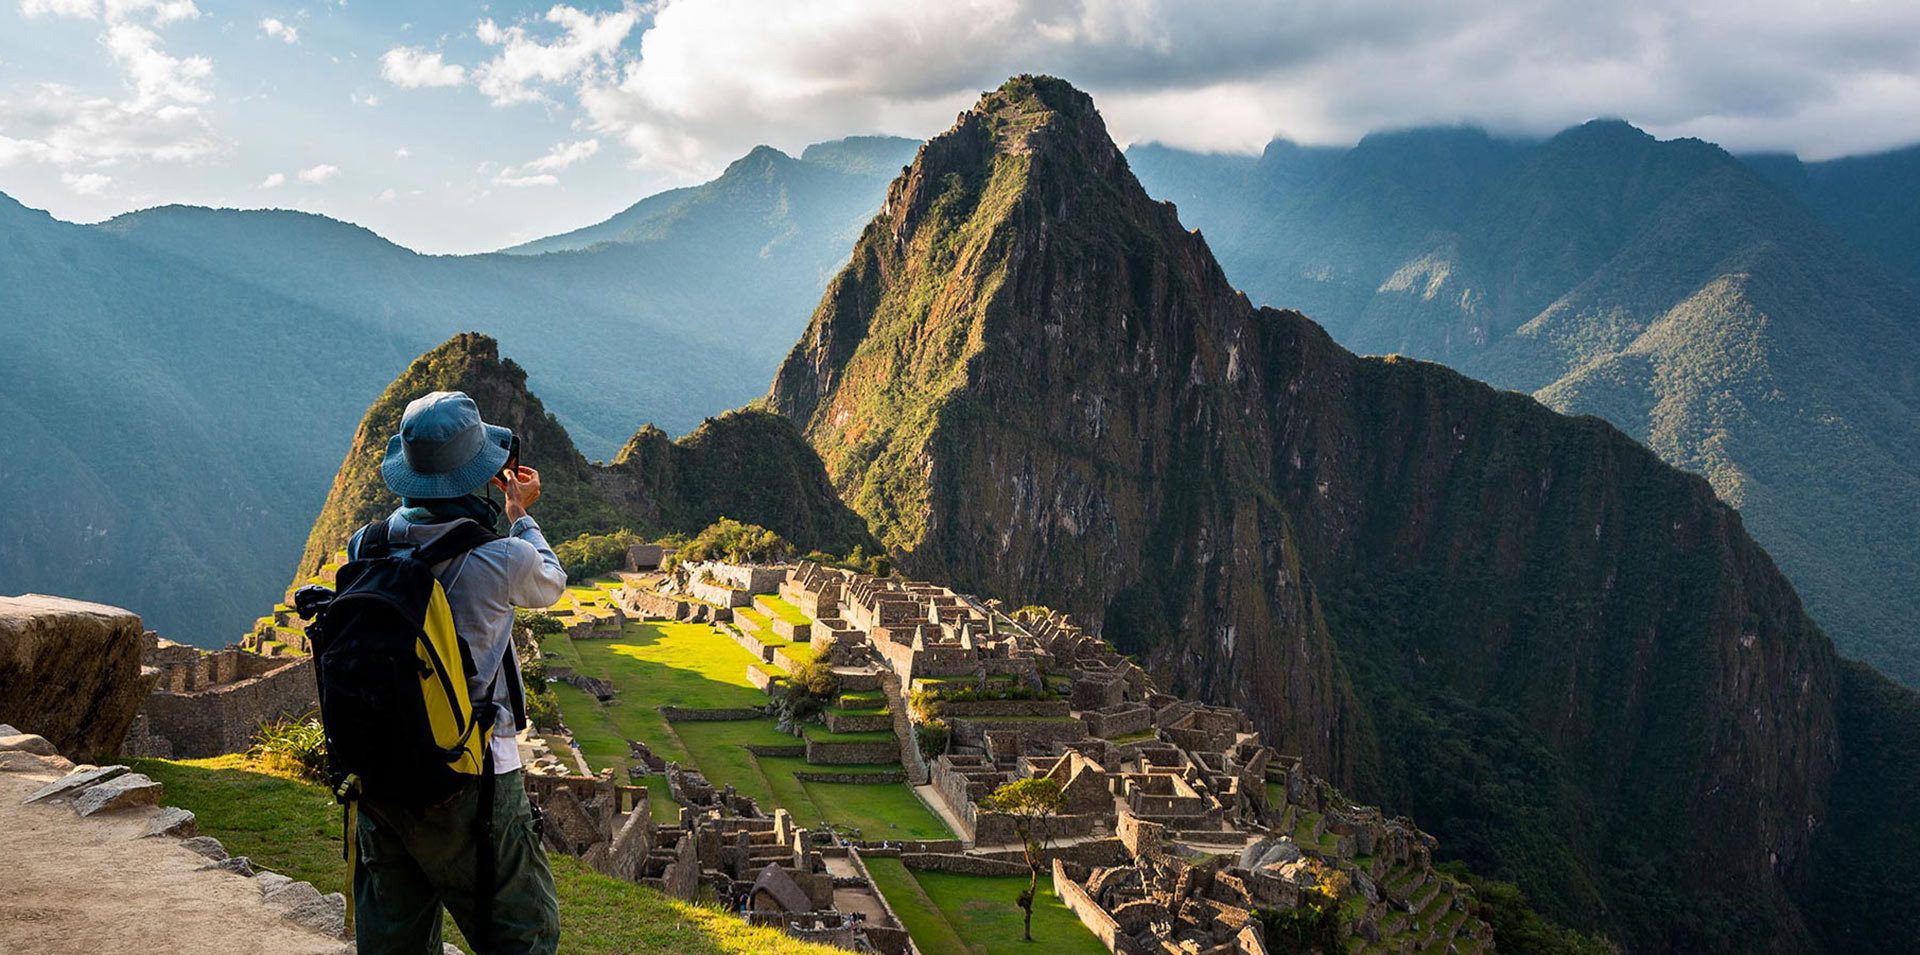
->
xmin=1 ymin=0 xmax=1916 ymax=251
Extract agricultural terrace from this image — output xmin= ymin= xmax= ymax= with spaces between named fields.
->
xmin=862 ymin=858 xmax=1109 ymax=955
xmin=542 ymin=585 xmax=952 ymax=842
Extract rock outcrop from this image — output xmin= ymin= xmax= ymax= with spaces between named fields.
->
xmin=0 ymin=595 xmax=153 ymax=757
xmin=767 ymin=75 xmax=1871 ymax=952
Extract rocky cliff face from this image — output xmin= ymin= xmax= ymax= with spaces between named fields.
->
xmin=0 ymin=594 xmax=153 ymax=757
xmin=769 ymin=76 xmax=1856 ymax=951
xmin=301 ymin=332 xmax=873 ymax=576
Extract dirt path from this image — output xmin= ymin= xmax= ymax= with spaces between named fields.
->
xmin=0 ymin=761 xmax=347 ymax=955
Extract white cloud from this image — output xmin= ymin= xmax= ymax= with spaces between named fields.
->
xmin=20 ymin=0 xmax=98 ymax=18
xmin=60 ymin=170 xmax=111 ymax=194
xmin=0 ymin=83 xmax=218 ymax=166
xmin=380 ymin=46 xmax=466 ymax=88
xmin=261 ymin=171 xmax=285 ymax=187
xmin=260 ymin=17 xmax=298 ymax=44
xmin=378 ymin=187 xmax=396 ymax=202
xmin=2 ymin=0 xmax=217 ymax=170
xmin=493 ymin=172 xmax=558 ymax=187
xmin=351 ymin=91 xmax=380 ymax=107
xmin=297 ymin=162 xmax=338 ymax=183
xmin=552 ymin=0 xmax=1920 ymax=172
xmin=393 ymin=145 xmax=411 ymax=158
xmin=471 ymin=5 xmax=637 ymax=106
xmin=520 ymin=137 xmax=598 ymax=172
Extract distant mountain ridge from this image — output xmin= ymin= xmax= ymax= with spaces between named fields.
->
xmin=503 ymin=136 xmax=918 ymax=256
xmin=1125 ymin=123 xmax=1920 ymax=687
xmin=0 ymin=134 xmax=909 ymax=649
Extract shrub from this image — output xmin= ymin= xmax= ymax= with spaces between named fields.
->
xmin=1256 ymin=890 xmax=1342 ymax=954
xmin=525 ymin=687 xmax=562 ymax=733
xmin=915 ymin=720 xmax=950 ymax=757
xmin=515 ymin=608 xmax=565 ymax=635
xmin=554 ymin=530 xmax=641 ymax=582
xmin=252 ymin=714 xmax=329 ymax=783
xmin=677 ymin=518 xmax=792 ymax=565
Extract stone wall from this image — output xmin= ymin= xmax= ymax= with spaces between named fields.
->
xmin=661 ymin=706 xmax=769 ymax=722
xmin=804 ymin=739 xmax=900 ymax=765
xmin=948 ymin=716 xmax=1088 ymax=750
xmin=934 ymin=699 xmax=1072 ymax=718
xmin=1053 ymin=859 xmax=1141 ymax=955
xmin=133 ymin=657 xmax=318 ymax=758
xmin=793 ymin=769 xmax=906 ymax=784
xmin=901 ymin=853 xmax=1029 ymax=876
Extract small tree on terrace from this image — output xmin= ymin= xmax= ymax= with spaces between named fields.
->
xmin=983 ymin=776 xmax=1067 ymax=942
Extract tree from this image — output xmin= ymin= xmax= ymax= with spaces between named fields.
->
xmin=983 ymin=777 xmax=1066 ymax=941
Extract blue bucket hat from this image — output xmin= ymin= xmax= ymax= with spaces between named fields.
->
xmin=380 ymin=391 xmax=515 ymax=499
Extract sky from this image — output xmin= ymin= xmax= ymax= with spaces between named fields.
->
xmin=2 ymin=0 xmax=1918 ymax=255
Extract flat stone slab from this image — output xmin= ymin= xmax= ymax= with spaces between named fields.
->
xmin=72 ymin=772 xmax=162 ymax=816
xmin=25 ymin=764 xmax=127 ymax=803
xmin=0 ymin=749 xmax=74 ymax=774
xmin=281 ymin=892 xmax=347 ymax=937
xmin=144 ymin=805 xmax=198 ymax=838
xmin=179 ymin=835 xmax=228 ymax=860
xmin=198 ymin=855 xmax=255 ymax=877
xmin=0 ymin=733 xmax=60 ymax=757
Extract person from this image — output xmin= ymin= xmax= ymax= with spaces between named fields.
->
xmin=346 ymin=390 xmax=567 ymax=954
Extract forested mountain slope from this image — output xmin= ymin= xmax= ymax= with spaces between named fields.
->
xmin=769 ymin=75 xmax=1919 ymax=953
xmin=1126 ymin=124 xmax=1920 ymax=687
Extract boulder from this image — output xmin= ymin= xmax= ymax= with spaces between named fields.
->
xmin=25 ymin=764 xmax=127 ymax=803
xmin=257 ymin=872 xmax=294 ymax=896
xmin=71 ymin=772 xmax=162 ymax=816
xmin=281 ymin=892 xmax=348 ymax=937
xmin=0 ymin=749 xmax=74 ymax=774
xmin=0 ymin=732 xmax=60 ymax=756
xmin=264 ymin=879 xmax=324 ymax=909
xmin=144 ymin=805 xmax=198 ymax=838
xmin=198 ymin=855 xmax=255 ymax=877
xmin=0 ymin=595 xmax=152 ymax=757
xmin=180 ymin=835 xmax=228 ymax=860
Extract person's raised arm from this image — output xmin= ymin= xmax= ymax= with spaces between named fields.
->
xmin=493 ymin=466 xmax=568 ymax=608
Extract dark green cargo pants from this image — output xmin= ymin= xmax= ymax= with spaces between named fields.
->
xmin=354 ymin=769 xmax=560 ymax=955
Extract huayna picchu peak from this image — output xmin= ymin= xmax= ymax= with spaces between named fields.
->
xmin=770 ymin=75 xmax=1920 ymax=953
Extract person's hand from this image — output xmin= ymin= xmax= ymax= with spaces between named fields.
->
xmin=492 ymin=465 xmax=541 ymax=521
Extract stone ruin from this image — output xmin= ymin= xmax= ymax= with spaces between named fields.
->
xmin=563 ymin=561 xmax=1497 ymax=954
xmin=123 ymin=632 xmax=318 ymax=759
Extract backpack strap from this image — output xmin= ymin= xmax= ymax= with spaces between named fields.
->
xmin=410 ymin=519 xmax=502 ymax=568
xmin=354 ymin=518 xmax=392 ymax=560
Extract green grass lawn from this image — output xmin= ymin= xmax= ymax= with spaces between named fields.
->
xmin=546 ymin=626 xmax=952 ymax=843
xmin=863 ymin=858 xmax=1108 ymax=955
xmin=734 ymin=608 xmax=779 ymax=637
xmin=803 ymin=725 xmax=898 ymax=744
xmin=130 ymin=756 xmax=844 ymax=955
xmin=756 ymin=594 xmax=812 ymax=626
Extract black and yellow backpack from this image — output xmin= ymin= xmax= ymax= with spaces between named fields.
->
xmin=295 ymin=517 xmax=525 ymax=932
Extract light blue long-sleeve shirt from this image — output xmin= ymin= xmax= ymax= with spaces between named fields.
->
xmin=347 ymin=510 xmax=568 ymax=773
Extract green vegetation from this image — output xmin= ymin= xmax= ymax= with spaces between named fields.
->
xmin=249 ymin=714 xmax=328 ymax=783
xmin=1435 ymin=864 xmax=1620 ymax=955
xmin=982 ymin=777 xmax=1068 ymax=940
xmin=543 ymin=623 xmax=950 ymax=841
xmin=675 ymin=518 xmax=792 ymax=566
xmin=757 ymin=594 xmax=812 ymax=626
xmin=299 ymin=335 xmax=876 ymax=604
xmin=863 ymin=857 xmax=1108 ymax=955
xmin=553 ymin=530 xmax=642 ymax=583
xmin=127 ymin=756 xmax=845 ymax=955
